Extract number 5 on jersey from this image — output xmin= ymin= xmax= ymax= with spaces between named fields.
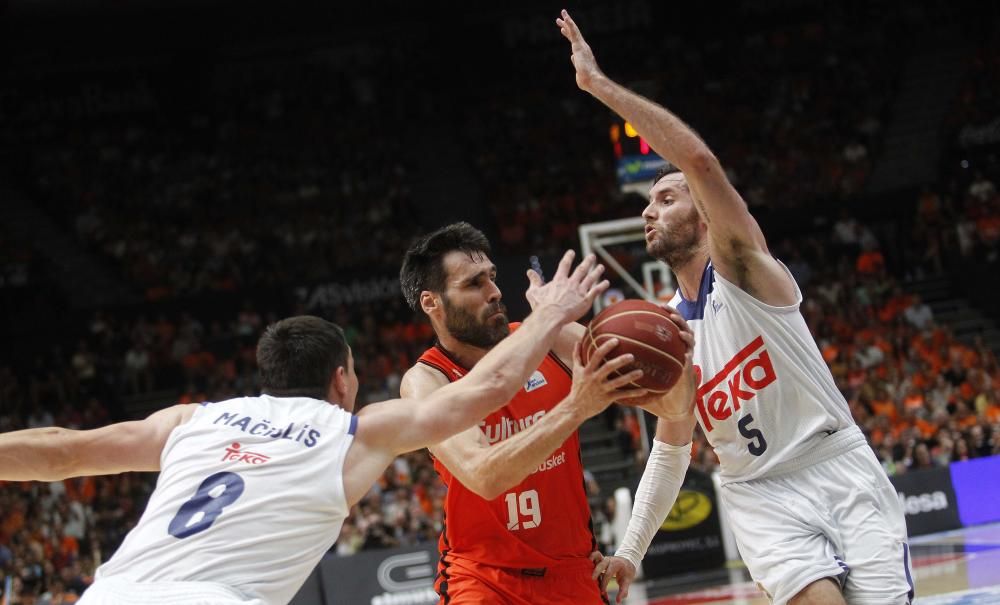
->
xmin=504 ymin=489 xmax=541 ymax=531
xmin=738 ymin=413 xmax=768 ymax=456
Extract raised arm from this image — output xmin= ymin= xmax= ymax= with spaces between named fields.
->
xmin=556 ymin=10 xmax=797 ymax=306
xmin=0 ymin=404 xmax=196 ymax=481
xmin=344 ymin=251 xmax=609 ymax=504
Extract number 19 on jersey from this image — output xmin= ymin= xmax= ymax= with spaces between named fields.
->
xmin=504 ymin=489 xmax=541 ymax=531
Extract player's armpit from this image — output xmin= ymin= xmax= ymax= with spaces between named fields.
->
xmin=681 ymin=168 xmax=796 ymax=306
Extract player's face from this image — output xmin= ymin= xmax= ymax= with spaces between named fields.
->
xmin=643 ymin=173 xmax=702 ymax=266
xmin=439 ymin=250 xmax=510 ymax=349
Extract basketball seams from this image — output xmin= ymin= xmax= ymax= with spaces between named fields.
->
xmin=582 ymin=300 xmax=686 ymax=394
xmin=583 ymin=328 xmax=684 ymax=394
xmin=589 ymin=309 xmax=676 ymax=335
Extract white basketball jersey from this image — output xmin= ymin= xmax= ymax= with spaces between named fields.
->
xmin=95 ymin=395 xmax=356 ymax=604
xmin=669 ymin=262 xmax=864 ymax=484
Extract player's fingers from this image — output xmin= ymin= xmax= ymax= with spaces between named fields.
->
xmin=615 ymin=388 xmax=649 ymax=402
xmin=606 ymin=373 xmax=644 ymax=394
xmin=599 ymin=355 xmax=638 ymax=380
xmin=590 ymin=550 xmax=603 ymax=564
xmin=554 ymin=249 xmax=576 ymax=280
xmin=587 ymin=339 xmax=620 ymax=370
xmin=586 ymin=279 xmax=610 ymax=303
xmin=591 ymin=558 xmax=608 ymax=580
xmin=579 ymin=262 xmax=605 ymax=292
xmin=562 ymin=8 xmax=579 ymax=31
xmin=678 ymin=330 xmax=694 ymax=350
xmin=573 ymin=338 xmax=584 ymax=370
xmin=618 ymin=576 xmax=631 ymax=602
xmin=558 ymin=18 xmax=578 ymax=44
xmin=663 ymin=308 xmax=691 ymax=332
xmin=598 ymin=566 xmax=612 ymax=592
xmin=569 ymin=253 xmax=597 ymax=284
xmin=526 ymin=268 xmax=543 ymax=289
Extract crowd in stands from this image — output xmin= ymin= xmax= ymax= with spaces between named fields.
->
xmin=7 ymin=59 xmax=421 ymax=303
xmin=3 ymin=5 xmax=999 ymax=604
xmin=463 ymin=9 xmax=902 ymax=256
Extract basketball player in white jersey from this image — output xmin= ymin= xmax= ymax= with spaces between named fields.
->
xmin=556 ymin=11 xmax=912 ymax=604
xmin=0 ymin=251 xmax=652 ymax=605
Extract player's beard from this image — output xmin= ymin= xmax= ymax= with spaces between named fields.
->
xmin=646 ymin=207 xmax=701 ymax=269
xmin=442 ymin=295 xmax=510 ymax=349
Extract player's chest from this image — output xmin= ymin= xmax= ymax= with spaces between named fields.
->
xmin=477 ymin=366 xmax=570 ymax=446
xmin=690 ymin=316 xmax=778 ymax=436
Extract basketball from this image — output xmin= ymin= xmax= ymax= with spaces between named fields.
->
xmin=582 ymin=299 xmax=687 ymax=393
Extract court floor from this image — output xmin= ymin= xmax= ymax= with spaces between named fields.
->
xmin=613 ymin=523 xmax=1000 ymax=604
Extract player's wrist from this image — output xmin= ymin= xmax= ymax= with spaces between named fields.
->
xmin=530 ymin=303 xmax=575 ymax=327
xmin=612 ymin=549 xmax=640 ymax=572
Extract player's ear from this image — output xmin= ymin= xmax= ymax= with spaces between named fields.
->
xmin=331 ymin=366 xmax=348 ymax=402
xmin=419 ymin=291 xmax=439 ymax=315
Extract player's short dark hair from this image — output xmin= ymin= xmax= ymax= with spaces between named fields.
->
xmin=400 ymin=222 xmax=491 ymax=312
xmin=652 ymin=164 xmax=683 ymax=186
xmin=257 ymin=315 xmax=348 ymax=400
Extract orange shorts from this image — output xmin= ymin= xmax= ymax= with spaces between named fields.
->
xmin=435 ymin=555 xmax=608 ymax=605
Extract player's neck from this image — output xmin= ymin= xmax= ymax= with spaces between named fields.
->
xmin=674 ymin=249 xmax=711 ymax=302
xmin=435 ymin=333 xmax=489 ymax=369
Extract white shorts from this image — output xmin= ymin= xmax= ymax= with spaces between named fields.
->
xmin=721 ymin=444 xmax=913 ymax=605
xmin=78 ymin=577 xmax=264 ymax=605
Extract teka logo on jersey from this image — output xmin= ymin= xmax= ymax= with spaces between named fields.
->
xmin=480 ymin=411 xmax=546 ymax=444
xmin=221 ymin=442 xmax=271 ymax=465
xmin=695 ymin=335 xmax=776 ymax=432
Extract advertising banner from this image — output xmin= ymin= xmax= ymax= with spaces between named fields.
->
xmin=890 ymin=466 xmax=962 ymax=536
xmin=949 ymin=455 xmax=1000 ymax=528
xmin=300 ymin=545 xmax=440 ymax=605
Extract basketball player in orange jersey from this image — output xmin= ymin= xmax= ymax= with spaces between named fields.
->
xmin=557 ymin=9 xmax=911 ymax=605
xmin=399 ymin=223 xmax=696 ymax=605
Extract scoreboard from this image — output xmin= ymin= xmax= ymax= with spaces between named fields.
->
xmin=611 ymin=118 xmax=668 ymax=192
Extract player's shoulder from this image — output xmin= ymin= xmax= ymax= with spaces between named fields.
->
xmin=401 ymin=362 xmax=450 ymax=398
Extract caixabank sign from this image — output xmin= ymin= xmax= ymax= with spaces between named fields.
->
xmin=292 ymin=545 xmax=439 ymax=605
xmin=642 ymin=468 xmax=726 ymax=578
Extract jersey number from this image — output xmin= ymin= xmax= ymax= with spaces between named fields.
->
xmin=504 ymin=489 xmax=541 ymax=531
xmin=168 ymin=471 xmax=245 ymax=539
xmin=738 ymin=414 xmax=768 ymax=456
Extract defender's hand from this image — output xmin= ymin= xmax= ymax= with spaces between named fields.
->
xmin=525 ymin=250 xmax=608 ymax=324
xmin=591 ymin=555 xmax=637 ymax=603
xmin=556 ymin=9 xmax=605 ymax=92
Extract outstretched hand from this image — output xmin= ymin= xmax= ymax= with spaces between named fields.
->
xmin=526 ymin=250 xmax=609 ymax=325
xmin=556 ymin=9 xmax=605 ymax=92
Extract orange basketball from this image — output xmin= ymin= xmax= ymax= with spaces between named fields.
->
xmin=581 ymin=299 xmax=687 ymax=393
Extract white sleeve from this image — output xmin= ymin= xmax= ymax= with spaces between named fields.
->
xmin=614 ymin=439 xmax=691 ymax=570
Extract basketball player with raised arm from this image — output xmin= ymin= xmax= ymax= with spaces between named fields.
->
xmin=556 ymin=10 xmax=911 ymax=605
xmin=399 ymin=223 xmax=698 ymax=605
xmin=0 ymin=251 xmax=639 ymax=605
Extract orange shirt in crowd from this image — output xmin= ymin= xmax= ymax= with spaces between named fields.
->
xmin=870 ymin=398 xmax=898 ymax=423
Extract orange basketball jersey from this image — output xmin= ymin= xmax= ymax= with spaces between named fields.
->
xmin=417 ymin=324 xmax=597 ymax=569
